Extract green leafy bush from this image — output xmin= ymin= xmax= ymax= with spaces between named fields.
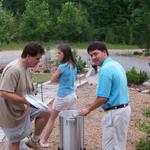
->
xmin=56 ymin=2 xmax=92 ymax=41
xmin=133 ymin=51 xmax=143 ymax=56
xmin=139 ymin=71 xmax=149 ymax=84
xmin=0 ymin=2 xmax=15 ymax=47
xmin=144 ymin=51 xmax=150 ymax=56
xmin=72 ymin=49 xmax=86 ymax=74
xmin=19 ymin=0 xmax=50 ymax=41
xmin=126 ymin=67 xmax=149 ymax=85
xmin=76 ymin=56 xmax=86 ymax=74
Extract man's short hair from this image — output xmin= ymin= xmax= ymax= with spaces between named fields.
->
xmin=21 ymin=42 xmax=45 ymax=58
xmin=87 ymin=41 xmax=109 ymax=56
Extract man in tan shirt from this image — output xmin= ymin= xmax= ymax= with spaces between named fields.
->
xmin=0 ymin=42 xmax=50 ymax=150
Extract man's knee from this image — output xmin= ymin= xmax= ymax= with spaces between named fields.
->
xmin=8 ymin=142 xmax=20 ymax=150
xmin=36 ymin=111 xmax=50 ymax=120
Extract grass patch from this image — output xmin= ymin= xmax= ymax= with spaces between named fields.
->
xmin=135 ymin=138 xmax=150 ymax=150
xmin=32 ymin=73 xmax=51 ymax=84
xmin=135 ymin=119 xmax=150 ymax=134
xmin=106 ymin=43 xmax=138 ymax=49
xmin=0 ymin=41 xmax=28 ymax=51
xmin=142 ymin=108 xmax=150 ymax=118
xmin=0 ymin=72 xmax=50 ymax=84
xmin=0 ymin=41 xmax=58 ymax=51
xmin=0 ymin=41 xmax=138 ymax=50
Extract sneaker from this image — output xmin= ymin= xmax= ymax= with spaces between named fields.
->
xmin=40 ymin=140 xmax=50 ymax=148
xmin=25 ymin=137 xmax=41 ymax=150
xmin=40 ymin=141 xmax=50 ymax=148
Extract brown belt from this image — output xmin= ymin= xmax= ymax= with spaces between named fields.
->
xmin=104 ymin=104 xmax=128 ymax=111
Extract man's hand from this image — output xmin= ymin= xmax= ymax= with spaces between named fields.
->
xmin=0 ymin=91 xmax=30 ymax=105
xmin=80 ymin=107 xmax=91 ymax=116
xmin=80 ymin=97 xmax=106 ymax=116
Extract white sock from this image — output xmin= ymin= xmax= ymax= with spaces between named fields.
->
xmin=31 ymin=134 xmax=40 ymax=142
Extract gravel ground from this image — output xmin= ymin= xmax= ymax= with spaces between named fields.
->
xmin=42 ymin=83 xmax=150 ymax=150
xmin=0 ymin=83 xmax=149 ymax=150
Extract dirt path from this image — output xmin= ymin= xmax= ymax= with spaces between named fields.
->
xmin=0 ymin=83 xmax=149 ymax=150
xmin=43 ymin=84 xmax=150 ymax=150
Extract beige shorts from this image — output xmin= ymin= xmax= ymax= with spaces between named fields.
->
xmin=52 ymin=93 xmax=77 ymax=111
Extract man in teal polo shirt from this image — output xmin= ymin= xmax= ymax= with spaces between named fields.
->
xmin=80 ymin=41 xmax=131 ymax=150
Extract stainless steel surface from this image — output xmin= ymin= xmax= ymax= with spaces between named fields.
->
xmin=59 ymin=110 xmax=84 ymax=150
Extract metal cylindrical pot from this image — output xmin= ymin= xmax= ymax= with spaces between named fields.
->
xmin=58 ymin=110 xmax=85 ymax=150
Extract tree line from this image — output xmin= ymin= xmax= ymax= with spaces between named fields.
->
xmin=0 ymin=0 xmax=150 ymax=50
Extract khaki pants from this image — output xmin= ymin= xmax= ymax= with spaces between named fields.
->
xmin=101 ymin=105 xmax=131 ymax=150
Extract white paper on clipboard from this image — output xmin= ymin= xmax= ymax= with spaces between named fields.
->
xmin=24 ymin=94 xmax=48 ymax=111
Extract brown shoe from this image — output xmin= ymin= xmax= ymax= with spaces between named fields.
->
xmin=25 ymin=137 xmax=41 ymax=150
